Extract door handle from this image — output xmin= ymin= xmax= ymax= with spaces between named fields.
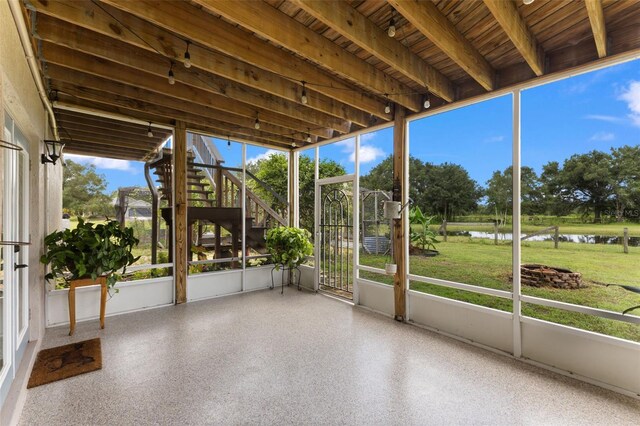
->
xmin=14 ymin=263 xmax=28 ymax=270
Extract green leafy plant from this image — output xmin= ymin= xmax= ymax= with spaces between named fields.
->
xmin=409 ymin=206 xmax=439 ymax=253
xmin=40 ymin=218 xmax=140 ymax=289
xmin=266 ymin=226 xmax=313 ymax=269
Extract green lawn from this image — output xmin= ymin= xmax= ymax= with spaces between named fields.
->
xmin=360 ymin=237 xmax=640 ymax=342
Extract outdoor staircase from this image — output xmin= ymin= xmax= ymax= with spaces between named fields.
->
xmin=147 ymin=135 xmax=287 ymax=259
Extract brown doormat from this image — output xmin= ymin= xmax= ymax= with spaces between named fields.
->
xmin=27 ymin=338 xmax=102 ymax=388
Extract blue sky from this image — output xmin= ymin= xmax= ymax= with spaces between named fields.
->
xmin=66 ymin=59 xmax=639 ymax=193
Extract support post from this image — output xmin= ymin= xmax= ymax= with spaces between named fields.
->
xmin=442 ymin=220 xmax=448 ymax=241
xmin=623 ymin=227 xmax=629 ymax=254
xmin=174 ymin=121 xmax=188 ymax=304
xmin=512 ymin=90 xmax=522 ymax=358
xmin=554 ymin=226 xmax=559 ymax=249
xmin=494 ymin=222 xmax=498 ymax=245
xmin=144 ymin=163 xmax=159 ymax=264
xmin=289 ymin=150 xmax=298 ymax=227
xmin=392 ymin=106 xmax=407 ymax=321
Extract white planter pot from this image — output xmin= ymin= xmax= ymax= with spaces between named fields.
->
xmin=385 ymin=263 xmax=397 ymax=276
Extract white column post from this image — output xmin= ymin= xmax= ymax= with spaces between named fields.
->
xmin=512 ymin=89 xmax=522 ymax=358
xmin=241 ymin=143 xmax=246 ymax=292
xmin=353 ymin=135 xmax=360 ymax=305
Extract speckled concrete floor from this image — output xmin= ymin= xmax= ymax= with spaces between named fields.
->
xmin=19 ymin=289 xmax=639 ymax=425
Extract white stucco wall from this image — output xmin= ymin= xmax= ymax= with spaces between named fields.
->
xmin=0 ymin=0 xmax=60 ymax=344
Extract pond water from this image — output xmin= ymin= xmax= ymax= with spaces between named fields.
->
xmin=448 ymin=231 xmax=640 ymax=247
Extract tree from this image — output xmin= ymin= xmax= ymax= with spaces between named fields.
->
xmin=611 ymin=145 xmax=640 ymax=221
xmin=485 ymin=166 xmax=542 ymax=222
xmin=246 ymin=153 xmax=346 ymax=232
xmin=359 ymin=155 xmax=432 ymax=210
xmin=560 ymin=150 xmax=614 ymax=222
xmin=421 ymin=163 xmax=483 ymax=220
xmin=63 ymin=160 xmax=109 ymax=216
xmin=539 ymin=161 xmax=574 ymax=216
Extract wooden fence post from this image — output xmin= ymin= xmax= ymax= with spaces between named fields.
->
xmin=494 ymin=222 xmax=498 ymax=245
xmin=623 ymin=227 xmax=629 ymax=254
xmin=554 ymin=226 xmax=559 ymax=249
xmin=442 ymin=220 xmax=448 ymax=242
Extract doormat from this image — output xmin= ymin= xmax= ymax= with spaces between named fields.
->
xmin=27 ymin=338 xmax=102 ymax=388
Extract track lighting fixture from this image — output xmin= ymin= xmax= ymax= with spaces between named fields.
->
xmin=301 ymin=81 xmax=308 ymax=105
xmin=147 ymin=122 xmax=154 ymax=138
xmin=168 ymin=62 xmax=175 ymax=85
xmin=184 ymin=41 xmax=192 ymax=68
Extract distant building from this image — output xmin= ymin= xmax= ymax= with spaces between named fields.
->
xmin=112 ymin=197 xmax=152 ymax=220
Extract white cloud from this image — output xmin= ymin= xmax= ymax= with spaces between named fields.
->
xmin=65 ymin=154 xmax=136 ymax=172
xmin=335 ymin=138 xmax=384 ymax=164
xmin=246 ymin=149 xmax=280 ymax=164
xmin=354 ymin=145 xmax=385 ymax=163
xmin=361 ymin=133 xmax=377 ymax=142
xmin=584 ymin=114 xmax=625 ymax=123
xmin=589 ymin=131 xmax=615 ymax=142
xmin=619 ymin=80 xmax=640 ymax=127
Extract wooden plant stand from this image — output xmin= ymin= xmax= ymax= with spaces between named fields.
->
xmin=68 ymin=276 xmax=108 ymax=336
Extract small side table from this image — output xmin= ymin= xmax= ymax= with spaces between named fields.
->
xmin=68 ymin=276 xmax=108 ymax=336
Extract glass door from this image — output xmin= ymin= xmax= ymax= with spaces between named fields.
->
xmin=1 ymin=113 xmax=30 ymax=406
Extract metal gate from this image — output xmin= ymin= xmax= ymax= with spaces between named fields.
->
xmin=317 ymin=177 xmax=354 ymax=297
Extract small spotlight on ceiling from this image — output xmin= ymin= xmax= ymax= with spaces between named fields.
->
xmin=147 ymin=122 xmax=154 ymax=138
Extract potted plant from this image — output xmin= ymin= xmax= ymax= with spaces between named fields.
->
xmin=266 ymin=226 xmax=313 ymax=269
xmin=41 ymin=218 xmax=140 ymax=290
xmin=384 ymin=261 xmax=397 ymax=276
xmin=265 ymin=226 xmax=313 ymax=293
xmin=409 ymin=206 xmax=439 ymax=257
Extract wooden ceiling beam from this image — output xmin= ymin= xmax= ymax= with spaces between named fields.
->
xmin=585 ymin=0 xmax=608 ymax=58
xmin=35 ymin=18 xmax=347 ymax=134
xmin=289 ymin=0 xmax=455 ymax=103
xmin=49 ymin=66 xmax=313 ymax=144
xmin=388 ymin=0 xmax=495 ymax=91
xmin=36 ymin=0 xmax=396 ymax=118
xmin=191 ymin=0 xmax=423 ymax=112
xmin=42 ymin=47 xmax=329 ymax=139
xmin=57 ymin=123 xmax=165 ymax=145
xmin=56 ymin=112 xmax=171 ymax=138
xmin=51 ymin=83 xmax=303 ymax=148
xmin=62 ymin=138 xmax=153 ymax=155
xmin=483 ymin=0 xmax=545 ymax=76
xmin=63 ymin=145 xmax=149 ymax=162
xmin=56 ymin=96 xmax=295 ymax=150
xmin=59 ymin=129 xmax=158 ymax=149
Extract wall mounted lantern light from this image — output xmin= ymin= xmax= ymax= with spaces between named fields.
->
xmin=41 ymin=139 xmax=65 ymax=165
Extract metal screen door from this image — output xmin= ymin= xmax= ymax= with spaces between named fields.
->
xmin=315 ymin=176 xmax=354 ymax=298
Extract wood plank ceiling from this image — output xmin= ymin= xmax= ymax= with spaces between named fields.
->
xmin=23 ymin=0 xmax=640 ymax=160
